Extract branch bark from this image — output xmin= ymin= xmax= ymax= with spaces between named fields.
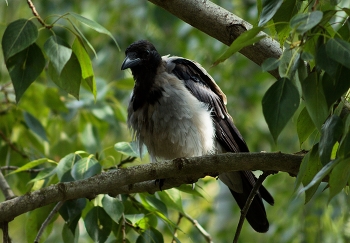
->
xmin=148 ymin=0 xmax=282 ymax=78
xmin=0 ymin=152 xmax=303 ymax=223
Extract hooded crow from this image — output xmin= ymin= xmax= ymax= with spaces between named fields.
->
xmin=121 ymin=40 xmax=274 ymax=233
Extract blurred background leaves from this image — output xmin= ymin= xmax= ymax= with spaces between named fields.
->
xmin=1 ymin=0 xmax=350 ymax=242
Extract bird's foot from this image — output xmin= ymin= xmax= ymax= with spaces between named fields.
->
xmin=155 ymin=179 xmax=165 ymax=191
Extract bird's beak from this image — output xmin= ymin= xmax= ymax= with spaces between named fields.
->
xmin=121 ymin=53 xmax=141 ymax=70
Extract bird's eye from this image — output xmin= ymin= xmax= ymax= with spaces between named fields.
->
xmin=141 ymin=50 xmax=150 ymax=58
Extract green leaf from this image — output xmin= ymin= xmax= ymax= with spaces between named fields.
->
xmin=303 ymin=145 xmax=323 ymax=203
xmin=44 ymin=87 xmax=69 ymax=113
xmin=326 ymin=38 xmax=350 ymax=69
xmin=56 ymin=153 xmax=82 ymax=182
xmin=294 ymin=148 xmax=311 ymax=192
xmin=319 ymin=115 xmax=343 ymax=165
xmin=44 ymin=36 xmax=72 ymax=75
xmin=297 ymin=58 xmax=308 ymax=85
xmin=5 ymin=43 xmax=45 ymax=103
xmin=290 ymin=11 xmax=323 ymax=34
xmin=262 ymin=78 xmax=300 ymax=141
xmin=138 ymin=194 xmax=173 ymax=226
xmin=81 ymin=123 xmax=101 ymax=154
xmin=261 ymin=57 xmax=280 ymax=72
xmin=297 ymin=107 xmax=316 ymax=146
xmin=72 ymin=38 xmax=96 ymax=99
xmin=273 ymin=0 xmax=302 ymax=45
xmin=113 ymin=99 xmax=128 ymax=123
xmin=68 ymin=19 xmax=97 ymax=57
xmin=60 ymin=198 xmax=86 ymax=223
xmin=315 ymin=43 xmax=339 ymax=77
xmin=157 ymin=189 xmax=184 ymax=213
xmin=301 ymin=52 xmax=314 ymax=61
xmin=299 ymin=159 xmax=339 ymax=194
xmin=294 ymin=144 xmax=323 ymax=203
xmin=68 ymin=12 xmax=119 ymax=50
xmin=125 ymin=214 xmax=145 ymax=226
xmin=321 ymin=67 xmax=350 ymax=108
xmin=144 ymin=195 xmax=168 ymax=217
xmin=337 ymin=18 xmax=350 ymax=40
xmin=301 ymin=72 xmax=329 ymax=131
xmin=115 ymin=78 xmax=135 ymax=90
xmin=48 ymin=52 xmax=82 ymax=100
xmin=71 ymin=156 xmax=101 ymax=180
xmin=176 ymin=184 xmax=205 ymax=198
xmin=136 ymin=228 xmax=164 ymax=243
xmin=258 ymin=0 xmax=283 ymax=26
xmin=338 ymin=132 xmax=350 ymax=158
xmin=344 ymin=8 xmax=350 ymax=16
xmin=1 ymin=19 xmax=38 ymax=61
xmin=278 ymin=48 xmax=300 ymax=79
xmin=26 ymin=204 xmax=57 ymax=242
xmin=84 ymin=206 xmax=112 ymax=243
xmin=316 ymin=10 xmax=337 ymax=33
xmin=114 ymin=141 xmax=146 ymax=158
xmin=345 ymin=115 xmax=350 ymax=134
xmin=213 ymin=27 xmax=265 ymax=66
xmin=60 ymin=198 xmax=86 ymax=234
xmin=23 ymin=111 xmax=48 ymax=141
xmin=7 ymin=158 xmax=53 ymax=175
xmin=27 ymin=167 xmax=57 ymax=184
xmin=329 ymin=157 xmax=350 ymax=202
xmin=62 ymin=222 xmax=79 ymax=243
xmin=102 ymin=195 xmax=124 ymax=223
xmin=136 ymin=214 xmax=158 ymax=230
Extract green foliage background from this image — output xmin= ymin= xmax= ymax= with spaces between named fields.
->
xmin=1 ymin=0 xmax=350 ymax=242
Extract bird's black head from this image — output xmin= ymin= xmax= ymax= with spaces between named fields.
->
xmin=121 ymin=40 xmax=161 ymax=73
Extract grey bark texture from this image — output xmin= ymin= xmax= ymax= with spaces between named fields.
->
xmin=148 ymin=0 xmax=282 ymax=78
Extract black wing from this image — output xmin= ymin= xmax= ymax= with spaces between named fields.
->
xmin=170 ymin=58 xmax=249 ymax=153
xmin=168 ymin=57 xmax=274 ymax=232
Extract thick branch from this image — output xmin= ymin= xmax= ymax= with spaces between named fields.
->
xmin=0 ymin=152 xmax=302 ymax=223
xmin=148 ymin=0 xmax=282 ymax=78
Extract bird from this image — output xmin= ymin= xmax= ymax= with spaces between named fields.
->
xmin=121 ymin=40 xmax=274 ymax=233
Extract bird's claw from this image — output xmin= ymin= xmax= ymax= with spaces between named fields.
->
xmin=155 ymin=179 xmax=165 ymax=191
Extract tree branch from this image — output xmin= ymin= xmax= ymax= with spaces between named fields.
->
xmin=34 ymin=201 xmax=64 ymax=243
xmin=0 ymin=152 xmax=303 ymax=223
xmin=182 ymin=212 xmax=213 ymax=243
xmin=0 ymin=171 xmax=16 ymax=200
xmin=148 ymin=0 xmax=282 ymax=78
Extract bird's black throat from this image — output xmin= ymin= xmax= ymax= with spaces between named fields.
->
xmin=130 ymin=56 xmax=163 ymax=111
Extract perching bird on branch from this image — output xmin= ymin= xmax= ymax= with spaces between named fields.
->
xmin=121 ymin=40 xmax=274 ymax=233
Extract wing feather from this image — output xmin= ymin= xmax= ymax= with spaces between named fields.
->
xmin=165 ymin=56 xmax=274 ymax=207
xmin=166 ymin=57 xmax=248 ymax=153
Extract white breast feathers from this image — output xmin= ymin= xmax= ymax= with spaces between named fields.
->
xmin=128 ymin=61 xmax=216 ymax=162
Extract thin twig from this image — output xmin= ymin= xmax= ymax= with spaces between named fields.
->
xmin=118 ymin=156 xmax=137 ymax=168
xmin=0 ymin=170 xmax=16 ymax=200
xmin=233 ymin=171 xmax=273 ymax=243
xmin=172 ymin=213 xmax=183 ymax=242
xmin=0 ymin=170 xmax=15 ymax=243
xmin=1 ymin=222 xmax=11 ymax=243
xmin=26 ymin=0 xmax=52 ymax=28
xmin=182 ymin=212 xmax=213 ymax=243
xmin=1 ymin=166 xmax=43 ymax=173
xmin=34 ymin=201 xmax=65 ymax=243
xmin=0 ymin=131 xmax=28 ymax=159
xmin=118 ymin=194 xmax=127 ymax=243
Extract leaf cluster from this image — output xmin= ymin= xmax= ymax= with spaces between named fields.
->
xmin=1 ymin=0 xmax=350 ymax=242
xmin=212 ymin=0 xmax=350 ymax=205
